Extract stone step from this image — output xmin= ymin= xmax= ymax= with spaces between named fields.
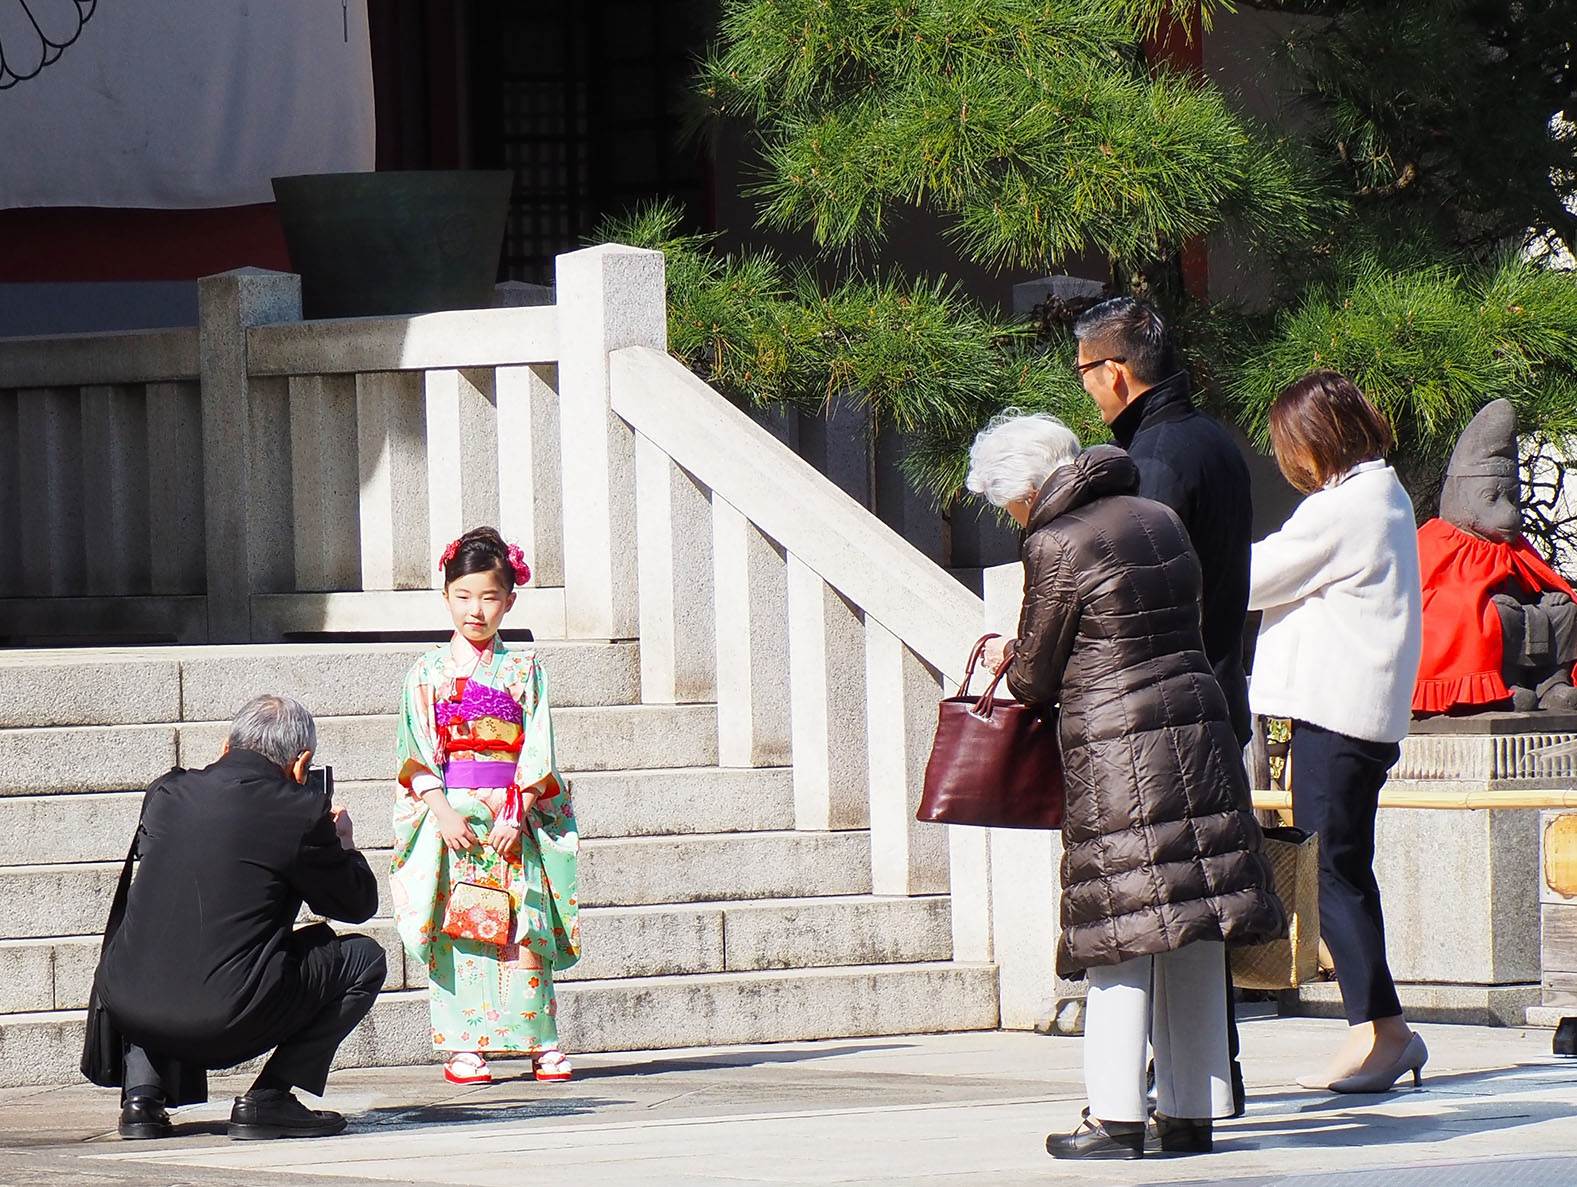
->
xmin=0 ymin=765 xmax=796 ymax=864
xmin=568 ymin=767 xmax=795 ymax=839
xmin=580 ymin=830 xmax=872 ymax=907
xmin=0 ymin=961 xmax=1001 ymax=1087
xmin=0 ymin=640 xmax=640 ymax=728
xmin=0 ymin=830 xmax=872 ymax=936
xmin=0 ymin=895 xmax=954 ymax=1012
xmin=0 ymin=703 xmax=720 ymax=795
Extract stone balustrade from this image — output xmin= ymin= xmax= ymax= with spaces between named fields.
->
xmin=0 ymin=243 xmax=1053 ymax=990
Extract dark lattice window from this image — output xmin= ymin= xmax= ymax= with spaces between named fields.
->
xmin=472 ymin=2 xmax=710 ymax=286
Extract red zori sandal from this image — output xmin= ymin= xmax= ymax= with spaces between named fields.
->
xmin=533 ymin=1050 xmax=573 ymax=1082
xmin=443 ymin=1052 xmax=492 ymax=1085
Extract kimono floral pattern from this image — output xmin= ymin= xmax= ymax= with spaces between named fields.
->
xmin=391 ymin=635 xmax=580 ymax=1054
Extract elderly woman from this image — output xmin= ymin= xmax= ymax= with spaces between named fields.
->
xmin=970 ymin=413 xmax=1283 ymax=1162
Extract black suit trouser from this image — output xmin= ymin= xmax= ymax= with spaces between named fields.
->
xmin=126 ymin=927 xmax=386 ymax=1101
xmin=1289 ymin=720 xmax=1403 ymax=1025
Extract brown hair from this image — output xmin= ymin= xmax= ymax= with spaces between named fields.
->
xmin=1268 ymin=371 xmax=1395 ymax=494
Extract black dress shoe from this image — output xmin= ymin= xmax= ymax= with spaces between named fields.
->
xmin=228 ymin=1091 xmax=347 ymax=1140
xmin=1045 ymin=1110 xmax=1144 ymax=1160
xmin=1151 ymin=1114 xmax=1213 ymax=1154
xmin=118 ymin=1094 xmax=173 ymax=1140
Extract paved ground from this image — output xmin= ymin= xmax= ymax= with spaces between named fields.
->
xmin=1 ymin=1015 xmax=1575 ymax=1186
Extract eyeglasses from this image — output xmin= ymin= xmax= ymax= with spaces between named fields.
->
xmin=1074 ymin=355 xmax=1127 ymax=375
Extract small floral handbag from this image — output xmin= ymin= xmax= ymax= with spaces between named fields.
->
xmin=442 ymin=853 xmax=513 ymax=947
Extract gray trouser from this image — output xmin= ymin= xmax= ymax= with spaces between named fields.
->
xmin=1084 ymin=940 xmax=1232 ymax=1122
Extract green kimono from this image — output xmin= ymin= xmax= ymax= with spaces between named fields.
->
xmin=390 ymin=634 xmax=579 ymax=1055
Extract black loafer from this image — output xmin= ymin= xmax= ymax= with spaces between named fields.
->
xmin=228 ymin=1091 xmax=347 ymax=1140
xmin=1151 ymin=1114 xmax=1213 ymax=1154
xmin=118 ymin=1094 xmax=173 ymax=1140
xmin=1045 ymin=1109 xmax=1145 ymax=1160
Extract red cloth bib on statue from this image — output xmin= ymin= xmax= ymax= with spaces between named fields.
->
xmin=1413 ymin=518 xmax=1576 ymax=712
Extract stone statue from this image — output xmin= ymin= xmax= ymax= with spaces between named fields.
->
xmin=1413 ymin=398 xmax=1577 ymax=714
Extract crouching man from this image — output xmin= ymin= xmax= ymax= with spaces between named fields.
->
xmin=87 ymin=694 xmax=384 ymax=1141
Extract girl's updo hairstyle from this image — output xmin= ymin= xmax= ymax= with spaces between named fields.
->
xmin=442 ymin=526 xmax=517 ymax=590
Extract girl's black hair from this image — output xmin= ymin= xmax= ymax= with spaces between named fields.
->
xmin=443 ymin=526 xmax=516 ymax=589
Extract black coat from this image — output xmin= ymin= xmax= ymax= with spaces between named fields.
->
xmin=95 ymin=748 xmax=378 ymax=1072
xmin=1111 ymin=370 xmax=1254 ymax=745
xmin=1005 ymin=447 xmax=1284 ymax=977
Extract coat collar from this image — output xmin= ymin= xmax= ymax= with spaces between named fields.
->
xmin=1109 ymin=370 xmax=1194 ymax=448
xmin=213 ymin=745 xmax=295 ymax=784
xmin=1027 ymin=445 xmax=1141 ymax=531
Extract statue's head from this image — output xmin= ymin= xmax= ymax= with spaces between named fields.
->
xmin=1439 ymin=398 xmax=1521 ymax=543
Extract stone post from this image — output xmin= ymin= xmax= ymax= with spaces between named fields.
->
xmin=865 ymin=618 xmax=949 ymax=895
xmin=554 ymin=244 xmax=667 ymax=639
xmin=712 ymin=495 xmax=791 ymax=766
xmin=79 ymin=384 xmax=150 ymax=596
xmin=787 ymin=554 xmax=869 ymax=829
xmin=495 ymin=364 xmax=562 ymax=587
xmin=288 ymin=374 xmax=360 ymax=591
xmin=355 ymin=370 xmax=429 ymax=591
xmin=635 ymin=433 xmax=716 ymax=703
xmin=425 ymin=367 xmax=501 ymax=581
xmin=197 ymin=268 xmax=302 ymax=642
xmin=981 ymin=560 xmax=1074 ymax=1029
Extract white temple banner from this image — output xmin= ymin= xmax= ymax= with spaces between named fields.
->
xmin=0 ymin=0 xmax=375 ymax=209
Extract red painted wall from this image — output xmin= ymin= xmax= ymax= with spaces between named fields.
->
xmin=0 ymin=205 xmax=290 ymax=283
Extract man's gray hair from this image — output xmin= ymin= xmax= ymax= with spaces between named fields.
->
xmin=965 ymin=411 xmax=1081 ymax=508
xmin=227 ymin=694 xmax=317 ymax=770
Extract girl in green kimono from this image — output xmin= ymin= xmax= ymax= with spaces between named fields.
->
xmin=390 ymin=526 xmax=579 ymax=1085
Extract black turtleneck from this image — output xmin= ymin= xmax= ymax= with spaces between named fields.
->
xmin=1108 ymin=369 xmax=1254 ymax=746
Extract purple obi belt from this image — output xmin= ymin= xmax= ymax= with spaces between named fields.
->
xmin=443 ymin=759 xmax=517 ymax=790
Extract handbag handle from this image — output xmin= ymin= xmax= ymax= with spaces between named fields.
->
xmin=955 ymin=633 xmax=1014 ymax=720
xmin=954 ymin=633 xmax=1002 ymax=697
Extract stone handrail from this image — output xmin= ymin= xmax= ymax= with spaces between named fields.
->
xmin=247 ymin=306 xmax=558 ymax=376
xmin=608 ymin=345 xmax=983 ymax=687
xmin=599 ymin=337 xmax=974 ymax=905
xmin=0 ymin=326 xmax=198 ymax=387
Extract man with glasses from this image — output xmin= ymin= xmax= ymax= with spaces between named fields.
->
xmin=1073 ymin=296 xmax=1254 ymax=1118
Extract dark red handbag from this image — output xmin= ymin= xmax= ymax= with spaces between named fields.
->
xmin=916 ymin=634 xmax=1065 ymax=830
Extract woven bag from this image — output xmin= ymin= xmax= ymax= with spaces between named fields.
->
xmin=1231 ymin=827 xmax=1320 ymax=991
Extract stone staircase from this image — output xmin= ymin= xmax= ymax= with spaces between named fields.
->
xmin=0 ymin=641 xmax=999 ymax=1086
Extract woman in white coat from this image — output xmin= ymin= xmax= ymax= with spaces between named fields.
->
xmin=1249 ymin=370 xmax=1427 ymax=1093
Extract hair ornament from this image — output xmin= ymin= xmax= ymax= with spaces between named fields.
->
xmin=506 ymin=543 xmax=531 ymax=585
xmin=437 ymin=538 xmax=462 ymax=573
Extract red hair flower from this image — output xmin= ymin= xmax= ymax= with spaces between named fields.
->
xmin=506 ymin=543 xmax=531 ymax=585
xmin=437 ymin=538 xmax=461 ymax=573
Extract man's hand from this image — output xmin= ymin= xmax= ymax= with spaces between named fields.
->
xmin=331 ymin=805 xmax=356 ymax=851
xmin=982 ymin=636 xmax=1010 ymax=675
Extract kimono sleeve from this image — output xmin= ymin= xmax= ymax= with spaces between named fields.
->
xmin=513 ymin=658 xmax=560 ymax=794
xmin=396 ymin=661 xmax=443 ymax=792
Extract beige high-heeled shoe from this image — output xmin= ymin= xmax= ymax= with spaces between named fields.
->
xmin=1325 ymin=1032 xmax=1429 ymax=1093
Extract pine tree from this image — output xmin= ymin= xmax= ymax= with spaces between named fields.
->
xmin=617 ymin=1 xmax=1577 ymax=561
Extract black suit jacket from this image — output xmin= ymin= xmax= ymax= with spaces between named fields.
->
xmin=1111 ymin=370 xmax=1254 ymax=746
xmin=95 ymin=748 xmax=378 ymax=1070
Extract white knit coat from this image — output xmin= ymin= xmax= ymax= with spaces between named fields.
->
xmin=1248 ymin=460 xmax=1423 ymax=744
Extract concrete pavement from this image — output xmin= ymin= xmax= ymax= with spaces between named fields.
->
xmin=2 ymin=1015 xmax=1575 ymax=1185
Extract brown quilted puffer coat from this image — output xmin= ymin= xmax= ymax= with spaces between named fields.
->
xmin=1004 ymin=445 xmax=1284 ymax=978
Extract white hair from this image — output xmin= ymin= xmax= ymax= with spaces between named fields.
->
xmin=965 ymin=412 xmax=1082 ymax=508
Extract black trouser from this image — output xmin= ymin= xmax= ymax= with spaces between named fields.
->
xmin=125 ymin=930 xmax=386 ymax=1101
xmin=1289 ymin=721 xmax=1403 ymax=1025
